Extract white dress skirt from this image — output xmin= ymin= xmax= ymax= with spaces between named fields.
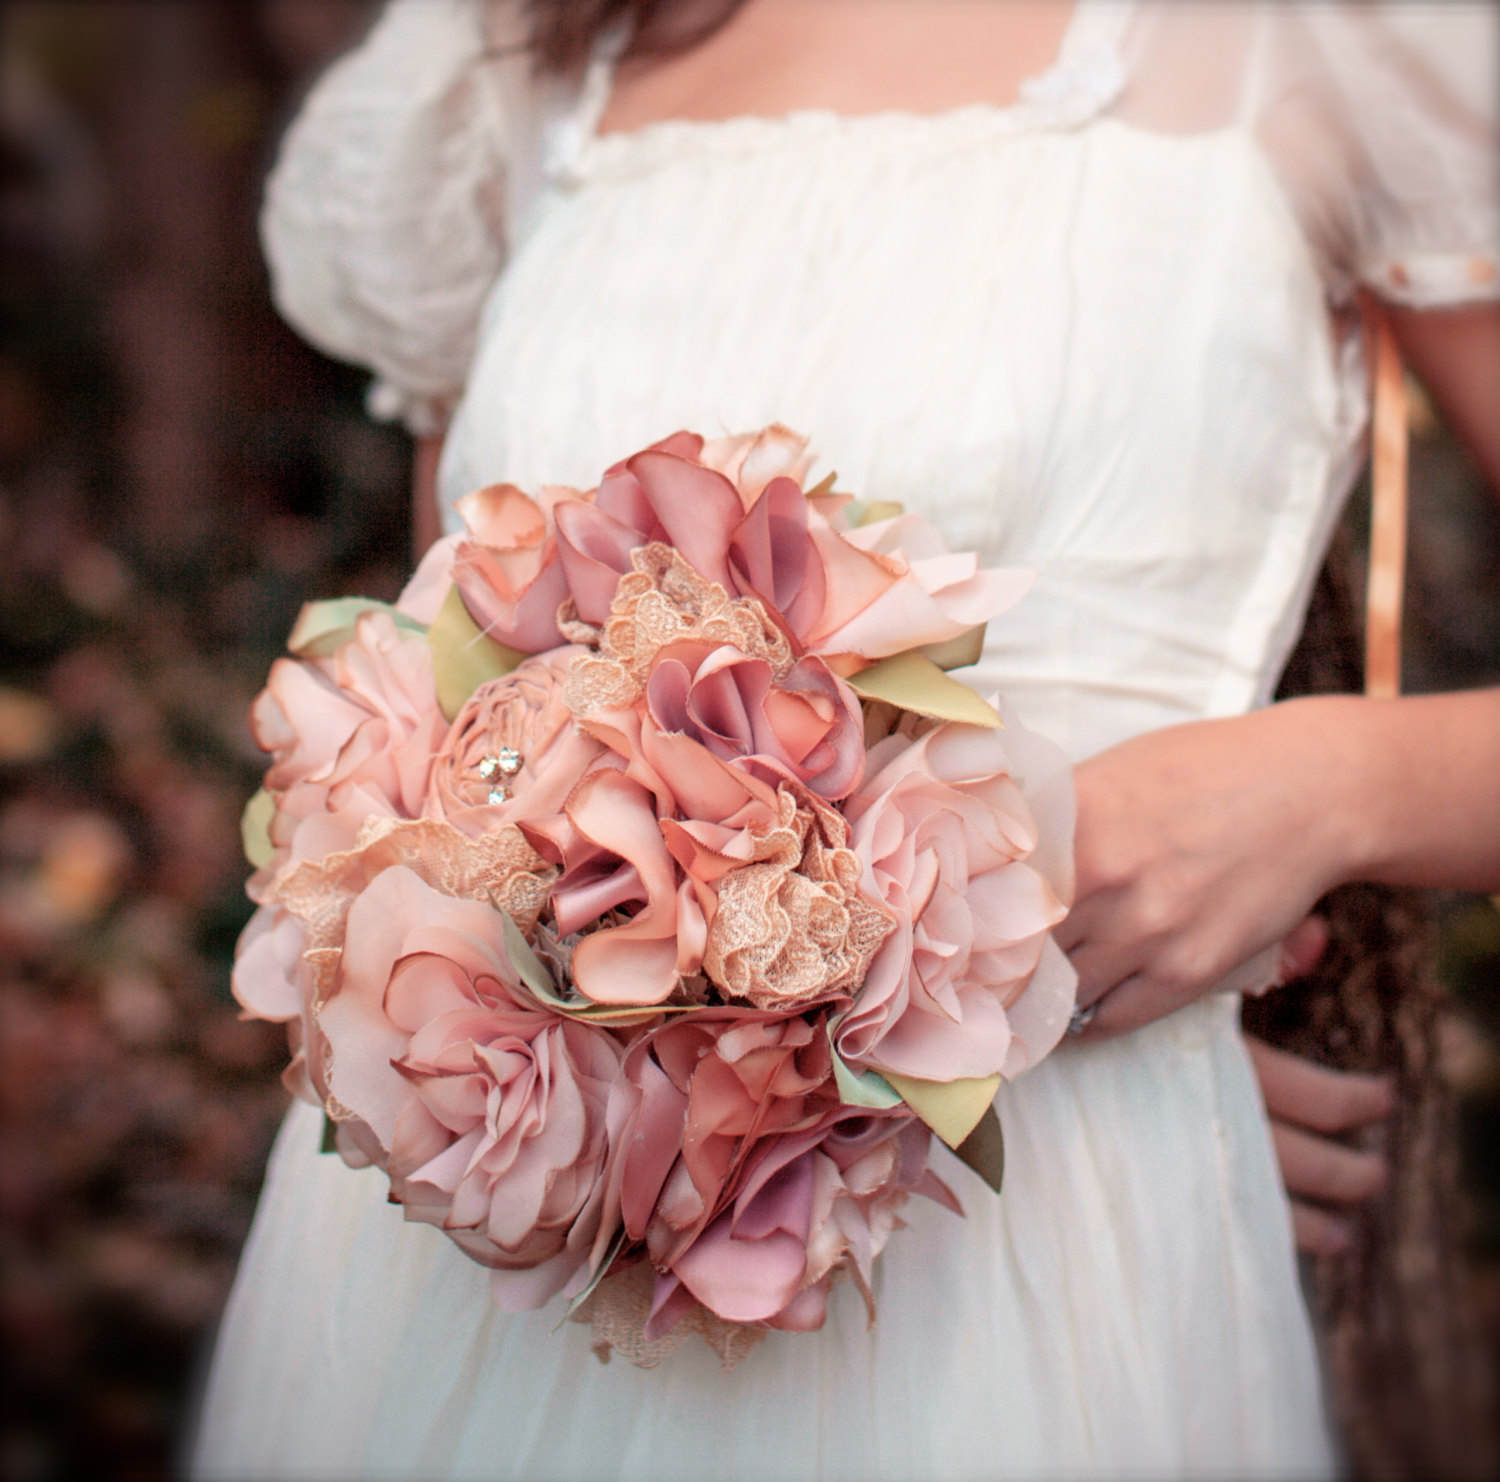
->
xmin=194 ymin=2 xmax=1499 ymax=1477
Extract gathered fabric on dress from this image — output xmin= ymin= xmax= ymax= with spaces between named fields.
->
xmin=198 ymin=4 xmax=1498 ymax=1478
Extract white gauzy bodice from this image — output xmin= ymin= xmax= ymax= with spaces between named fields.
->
xmin=441 ymin=109 xmax=1361 ymax=764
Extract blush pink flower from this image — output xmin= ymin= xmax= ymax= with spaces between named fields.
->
xmin=450 ymin=482 xmax=588 ymax=653
xmin=425 ymin=645 xmax=604 ymax=834
xmin=316 ymin=864 xmax=626 ymax=1309
xmin=607 ymin=1011 xmax=840 ymax=1276
xmin=251 ymin=611 xmax=445 ymax=869
xmin=657 ymin=1110 xmax=956 ymax=1332
xmin=838 ymin=714 xmax=1077 ymax=1083
xmin=231 ymin=902 xmax=325 ymax=1108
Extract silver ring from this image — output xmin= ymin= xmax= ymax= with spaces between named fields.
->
xmin=1067 ymin=1002 xmax=1098 ymax=1036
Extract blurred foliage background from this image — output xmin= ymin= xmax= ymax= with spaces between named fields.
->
xmin=0 ymin=4 xmax=1497 ymax=1479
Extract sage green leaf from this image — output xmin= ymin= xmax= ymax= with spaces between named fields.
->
xmin=427 ymin=584 xmax=526 ymax=720
xmin=287 ymin=597 xmax=424 ymax=658
xmin=558 ymin=1226 xmax=630 ymax=1329
xmin=919 ymin=623 xmax=987 ymax=672
xmin=880 ymin=1069 xmax=1002 ymax=1149
xmin=240 ymin=787 xmax=275 ymax=869
xmin=846 ymin=651 xmax=1003 ymax=728
xmin=829 ymin=1041 xmax=904 ymax=1110
xmin=953 ymin=1103 xmax=1006 ymax=1193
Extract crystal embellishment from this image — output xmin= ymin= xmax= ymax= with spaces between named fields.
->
xmin=477 ymin=750 xmax=524 ymax=807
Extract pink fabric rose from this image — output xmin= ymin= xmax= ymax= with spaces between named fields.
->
xmin=450 ymin=482 xmax=587 ymax=653
xmin=425 ymin=645 xmax=604 ymax=834
xmin=838 ymin=712 xmax=1077 ymax=1082
xmin=657 ymin=1110 xmax=955 ymax=1332
xmin=317 ymin=864 xmax=626 ymax=1309
xmin=251 ymin=611 xmax=445 ymax=869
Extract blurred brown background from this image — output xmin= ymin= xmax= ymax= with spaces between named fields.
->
xmin=0 ymin=4 xmax=1497 ymax=1479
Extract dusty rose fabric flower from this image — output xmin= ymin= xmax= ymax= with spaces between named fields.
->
xmin=450 ymin=482 xmax=587 ymax=653
xmin=838 ymin=715 xmax=1076 ymax=1083
xmin=425 ymin=645 xmax=604 ymax=834
xmin=644 ymin=640 xmax=865 ymax=800
xmin=660 ymin=1110 xmax=956 ymax=1331
xmin=663 ymin=779 xmax=893 ymax=1012
xmin=553 ymin=428 xmax=1033 ymax=673
xmin=316 ymin=864 xmax=626 ymax=1309
xmin=607 ymin=1011 xmax=840 ymax=1276
xmin=696 ymin=423 xmax=816 ymax=500
xmin=252 ymin=611 xmax=445 ymax=865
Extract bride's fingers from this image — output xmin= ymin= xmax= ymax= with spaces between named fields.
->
xmin=1063 ymin=938 xmax=1140 ymax=1012
xmin=1269 ymin=1118 xmax=1388 ymax=1204
xmin=1290 ymin=1200 xmax=1354 ymax=1257
xmin=1245 ymin=1037 xmax=1396 ymax=1134
xmin=1071 ymin=972 xmax=1186 ymax=1040
xmin=1276 ymin=914 xmax=1329 ymax=984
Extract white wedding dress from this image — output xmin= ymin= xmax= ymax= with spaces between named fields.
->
xmin=194 ymin=3 xmax=1498 ymax=1478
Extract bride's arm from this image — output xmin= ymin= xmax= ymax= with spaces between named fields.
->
xmin=1061 ymin=302 xmax=1500 ymax=1042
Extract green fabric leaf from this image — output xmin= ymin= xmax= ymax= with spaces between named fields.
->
xmin=918 ymin=623 xmax=987 ymax=671
xmin=846 ymin=651 xmax=1003 ymax=728
xmin=287 ymin=597 xmax=424 ymax=658
xmin=880 ymin=1069 xmax=1002 ymax=1149
xmin=427 ymin=584 xmax=526 ymax=720
xmin=829 ymin=1040 xmax=904 ymax=1110
xmin=558 ymin=1227 xmax=630 ymax=1328
xmin=952 ymin=1104 xmax=1006 ymax=1193
xmin=240 ymin=787 xmax=275 ymax=869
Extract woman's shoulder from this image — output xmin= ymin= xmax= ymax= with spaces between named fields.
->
xmin=260 ymin=0 xmax=569 ymax=433
xmin=1121 ymin=0 xmax=1498 ymax=308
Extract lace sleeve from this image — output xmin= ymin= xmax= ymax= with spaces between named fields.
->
xmin=1279 ymin=4 xmax=1498 ymax=308
xmin=260 ymin=0 xmax=516 ymax=434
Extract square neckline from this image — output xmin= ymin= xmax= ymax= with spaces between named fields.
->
xmin=564 ymin=0 xmax=1135 ymax=169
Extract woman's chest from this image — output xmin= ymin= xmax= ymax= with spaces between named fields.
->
xmin=447 ymin=121 xmax=1344 ymax=573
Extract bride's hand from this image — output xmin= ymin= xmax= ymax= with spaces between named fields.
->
xmin=1055 ymin=697 xmax=1362 ymax=1040
xmin=1249 ymin=1033 xmax=1394 ymax=1255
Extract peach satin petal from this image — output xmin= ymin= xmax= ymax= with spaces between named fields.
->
xmin=565 ymin=769 xmax=702 ymax=1004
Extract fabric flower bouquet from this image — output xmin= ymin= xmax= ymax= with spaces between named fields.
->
xmin=235 ymin=425 xmax=1076 ymax=1366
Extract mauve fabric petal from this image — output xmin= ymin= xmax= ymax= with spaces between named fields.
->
xmin=628 ymin=450 xmax=741 ymax=592
xmin=671 ymin=1220 xmax=808 ymax=1323
xmin=454 ymin=542 xmax=569 ymax=652
xmin=617 ymin=1054 xmax=688 ymax=1238
xmin=553 ymin=499 xmax=643 ymax=625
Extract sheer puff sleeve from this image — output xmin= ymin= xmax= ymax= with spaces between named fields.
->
xmin=261 ymin=0 xmax=519 ymax=435
xmin=1119 ymin=3 xmax=1499 ymax=310
xmin=1284 ymin=3 xmax=1499 ymax=308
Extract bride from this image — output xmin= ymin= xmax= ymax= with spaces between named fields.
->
xmin=195 ymin=3 xmax=1499 ymax=1478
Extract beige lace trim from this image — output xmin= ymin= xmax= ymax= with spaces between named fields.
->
xmin=565 ymin=544 xmax=792 ymax=719
xmin=570 ymin=1260 xmax=769 ymax=1372
xmin=705 ymin=785 xmax=894 ymax=1011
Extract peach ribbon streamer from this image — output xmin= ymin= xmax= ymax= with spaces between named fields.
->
xmin=1361 ymin=296 xmax=1408 ymax=702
